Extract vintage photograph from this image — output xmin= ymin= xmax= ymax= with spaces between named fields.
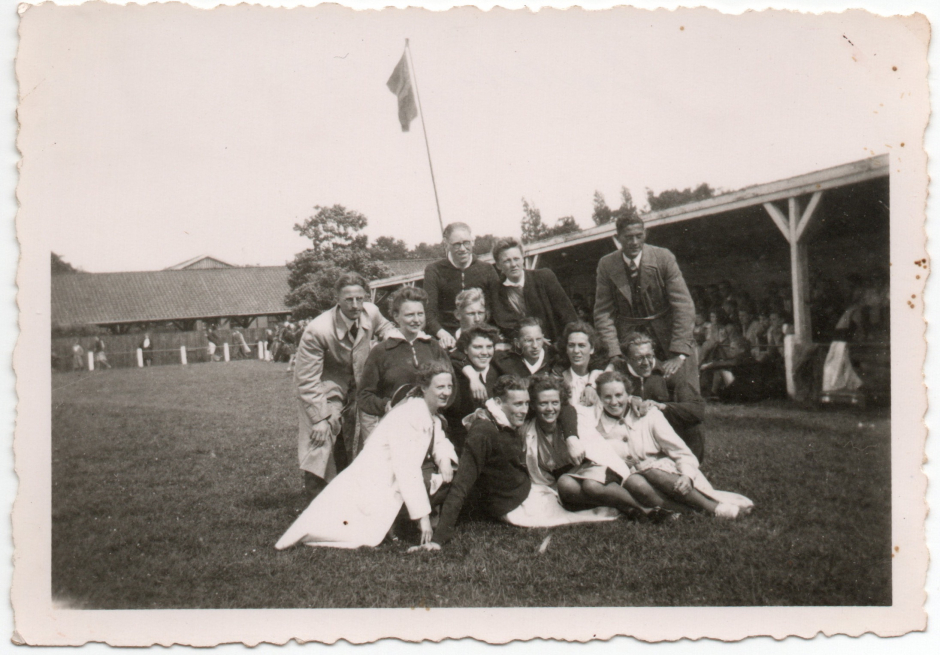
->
xmin=12 ymin=1 xmax=929 ymax=646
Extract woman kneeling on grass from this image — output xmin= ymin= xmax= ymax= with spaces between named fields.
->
xmin=559 ymin=371 xmax=754 ymax=520
xmin=276 ymin=361 xmax=458 ymax=550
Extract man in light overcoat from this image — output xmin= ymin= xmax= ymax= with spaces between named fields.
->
xmin=293 ymin=272 xmax=394 ymax=501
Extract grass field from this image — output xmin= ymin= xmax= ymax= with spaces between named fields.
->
xmin=51 ymin=360 xmax=891 ymax=608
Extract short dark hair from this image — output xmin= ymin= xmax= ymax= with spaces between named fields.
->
xmin=334 ymin=271 xmax=369 ymax=294
xmin=415 ymin=360 xmax=454 ymax=388
xmin=514 ymin=316 xmax=544 ymax=339
xmin=443 ymin=222 xmax=471 ymax=241
xmin=595 ymin=370 xmax=632 ymax=395
xmin=492 ymin=236 xmax=524 ymax=263
xmin=493 ymin=374 xmax=529 ymax=399
xmin=561 ymin=320 xmax=597 ymax=350
xmin=621 ymin=331 xmax=654 ymax=357
xmin=456 ymin=325 xmax=499 ymax=353
xmin=528 ymin=373 xmax=570 ymax=406
xmin=388 ymin=286 xmax=428 ymax=316
xmin=614 ymin=213 xmax=645 ymax=236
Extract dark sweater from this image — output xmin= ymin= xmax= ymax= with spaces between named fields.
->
xmin=433 ymin=412 xmax=531 ymax=544
xmin=492 ymin=269 xmax=579 ymax=343
xmin=423 ymin=258 xmax=501 ymax=335
xmin=494 ymin=346 xmax=560 ymax=380
xmin=357 ymin=335 xmax=452 ymax=417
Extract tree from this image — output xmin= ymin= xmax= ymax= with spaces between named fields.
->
xmin=293 ymin=204 xmax=369 ymax=257
xmin=520 ymin=199 xmax=581 ymax=245
xmin=412 ymin=241 xmax=446 ymax=259
xmin=473 ymin=234 xmax=496 ymax=256
xmin=592 ymin=191 xmax=613 ymax=226
xmin=646 ymin=183 xmax=716 ymax=212
xmin=369 ymin=236 xmax=411 ymax=261
xmin=286 ymin=206 xmax=390 ymax=319
xmin=51 ymin=252 xmax=79 ymax=275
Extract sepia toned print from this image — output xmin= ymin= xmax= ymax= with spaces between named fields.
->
xmin=12 ymin=2 xmax=929 ymax=646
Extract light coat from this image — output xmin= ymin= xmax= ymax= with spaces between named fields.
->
xmin=276 ymin=397 xmax=457 ymax=549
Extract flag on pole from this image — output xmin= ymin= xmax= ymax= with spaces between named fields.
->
xmin=386 ymin=52 xmax=418 ymax=132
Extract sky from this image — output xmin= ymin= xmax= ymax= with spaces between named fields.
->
xmin=16 ymin=3 xmax=927 ymax=272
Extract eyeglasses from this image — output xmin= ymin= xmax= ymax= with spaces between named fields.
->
xmin=449 ymin=241 xmax=473 ymax=251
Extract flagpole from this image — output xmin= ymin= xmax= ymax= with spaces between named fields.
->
xmin=404 ymin=39 xmax=445 ymax=236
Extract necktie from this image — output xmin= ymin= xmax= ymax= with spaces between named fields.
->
xmin=348 ymin=321 xmax=359 ymax=342
xmin=506 ymin=286 xmax=526 ymax=317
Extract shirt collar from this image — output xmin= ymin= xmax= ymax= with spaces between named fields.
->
xmin=524 ymin=348 xmax=546 ymax=374
xmin=334 ymin=307 xmax=357 ymax=339
xmin=447 ymin=252 xmax=474 ymax=271
xmin=503 ymin=272 xmax=525 ymax=288
xmin=622 ymin=250 xmax=643 ymax=269
xmin=385 ymin=327 xmax=432 ymax=346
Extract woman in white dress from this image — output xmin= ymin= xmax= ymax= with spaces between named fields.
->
xmin=516 ymin=374 xmax=618 ymax=526
xmin=276 ymin=361 xmax=459 ymax=550
xmin=560 ymin=371 xmax=754 ymax=520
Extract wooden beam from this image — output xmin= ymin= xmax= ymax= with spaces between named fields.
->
xmin=526 ymin=254 xmax=540 ymax=269
xmin=788 ymin=197 xmax=812 ymax=343
xmin=794 ymin=191 xmax=823 ymax=243
xmin=763 ymin=202 xmax=791 ymax=242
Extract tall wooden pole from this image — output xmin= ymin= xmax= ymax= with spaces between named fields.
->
xmin=405 ymin=39 xmax=445 ymax=235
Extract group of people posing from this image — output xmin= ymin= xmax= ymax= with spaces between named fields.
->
xmin=276 ymin=215 xmax=753 ymax=552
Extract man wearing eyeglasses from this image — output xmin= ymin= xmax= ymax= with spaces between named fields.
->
xmin=423 ymin=222 xmax=500 ymax=350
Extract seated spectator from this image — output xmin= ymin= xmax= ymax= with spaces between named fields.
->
xmin=358 ymin=287 xmax=452 ymax=443
xmin=495 ymin=317 xmax=559 ymax=379
xmin=561 ymin=371 xmax=753 ymax=520
xmin=611 ymin=331 xmax=706 ymax=463
xmin=443 ymin=325 xmax=500 ymax=454
xmin=491 ymin=237 xmax=578 ymax=345
xmin=700 ymin=322 xmax=763 ymax=401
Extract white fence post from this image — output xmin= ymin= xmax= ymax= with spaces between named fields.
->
xmin=87 ymin=351 xmax=95 ymax=371
xmin=258 ymin=341 xmax=265 ymax=360
xmin=136 ymin=348 xmax=144 ymax=368
xmin=223 ymin=342 xmax=230 ymax=362
xmin=180 ymin=345 xmax=188 ymax=365
xmin=783 ymin=334 xmax=795 ymax=399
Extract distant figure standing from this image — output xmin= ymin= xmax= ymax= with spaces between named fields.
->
xmin=207 ymin=327 xmax=221 ymax=362
xmin=93 ymin=336 xmax=111 ymax=369
xmin=594 ymin=213 xmax=698 ymax=392
xmin=71 ymin=341 xmax=85 ymax=371
xmin=423 ymin=222 xmax=500 ymax=351
xmin=139 ymin=332 xmax=154 ymax=366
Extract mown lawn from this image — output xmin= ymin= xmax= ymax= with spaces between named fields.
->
xmin=51 ymin=360 xmax=891 ymax=608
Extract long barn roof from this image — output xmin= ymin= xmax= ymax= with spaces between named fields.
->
xmin=52 ymin=266 xmax=291 ymax=326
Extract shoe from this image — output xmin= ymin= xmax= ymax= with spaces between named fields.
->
xmin=622 ymin=507 xmax=647 ymax=522
xmin=714 ymin=503 xmax=740 ymax=520
xmin=648 ymin=507 xmax=679 ymax=524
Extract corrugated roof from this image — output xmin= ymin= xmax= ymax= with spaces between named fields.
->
xmin=380 ymin=259 xmax=436 ymax=277
xmin=52 ymin=267 xmax=291 ymax=326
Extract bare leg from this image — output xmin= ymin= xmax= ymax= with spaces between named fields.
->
xmin=624 ymin=475 xmax=689 ymax=513
xmin=557 ymin=475 xmax=598 ymax=510
xmin=640 ymin=468 xmax=719 ymax=514
xmin=581 ymin=479 xmax=650 ymax=514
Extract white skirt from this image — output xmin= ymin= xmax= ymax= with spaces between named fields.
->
xmin=502 ymin=483 xmax=618 ymax=528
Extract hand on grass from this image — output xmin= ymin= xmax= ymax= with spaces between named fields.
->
xmin=418 ymin=515 xmax=433 ymax=544
xmin=565 ymin=436 xmax=586 ymax=465
xmin=437 ymin=329 xmax=456 ymax=350
xmin=407 ymin=542 xmax=441 ymax=553
xmin=672 ymin=475 xmax=692 ymax=496
xmin=309 ymin=419 xmax=332 ymax=447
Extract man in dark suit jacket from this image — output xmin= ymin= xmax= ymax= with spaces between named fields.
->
xmin=594 ymin=213 xmax=699 ymax=392
xmin=491 ymin=237 xmax=578 ymax=345
xmin=613 ymin=331 xmax=706 ymax=463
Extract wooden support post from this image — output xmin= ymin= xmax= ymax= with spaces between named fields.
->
xmin=525 ymin=254 xmax=540 ymax=269
xmin=136 ymin=348 xmax=144 ymax=368
xmin=87 ymin=351 xmax=95 ymax=371
xmin=223 ymin=342 xmax=230 ymax=362
xmin=788 ymin=197 xmax=812 ymax=344
xmin=180 ymin=345 xmax=188 ymax=365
